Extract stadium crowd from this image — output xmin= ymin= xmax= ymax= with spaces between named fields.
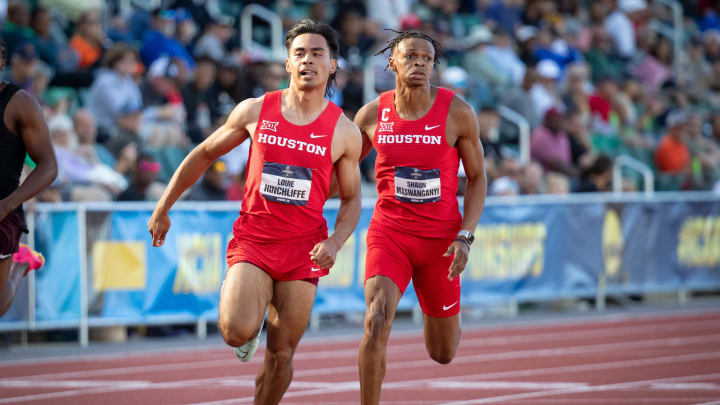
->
xmin=4 ymin=0 xmax=720 ymax=202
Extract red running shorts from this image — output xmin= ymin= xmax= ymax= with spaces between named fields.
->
xmin=226 ymin=236 xmax=327 ymax=286
xmin=365 ymin=224 xmax=461 ymax=317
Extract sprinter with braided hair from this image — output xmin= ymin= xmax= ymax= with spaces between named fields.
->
xmin=354 ymin=31 xmax=488 ymax=404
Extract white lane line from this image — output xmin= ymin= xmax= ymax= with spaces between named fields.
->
xmin=287 ymin=333 xmax=720 ymax=379
xmin=649 ymin=383 xmax=720 ymax=391
xmin=2 ymin=309 xmax=718 ymax=367
xmin=0 ymin=384 xmax=153 ymax=404
xmin=10 ymin=318 xmax=717 ymax=381
xmin=0 ymin=352 xmax=720 ymax=404
xmin=189 ymin=351 xmax=720 ymax=405
xmin=3 ymin=321 xmax=719 ymax=403
xmin=0 ymin=379 xmax=148 ymax=389
xmin=421 ymin=381 xmax=589 ymax=390
xmin=2 ymin=334 xmax=717 ymax=404
xmin=438 ymin=373 xmax=720 ymax=405
xmin=500 ymin=399 xmax=720 ymax=404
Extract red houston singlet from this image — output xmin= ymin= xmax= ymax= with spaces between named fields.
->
xmin=233 ymin=90 xmax=342 ymax=242
xmin=371 ymin=87 xmax=462 ymax=239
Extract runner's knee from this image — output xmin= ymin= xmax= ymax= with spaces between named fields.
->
xmin=425 ymin=330 xmax=460 ymax=364
xmin=427 ymin=345 xmax=456 ymax=365
xmin=266 ymin=346 xmax=294 ymax=370
xmin=364 ymin=300 xmax=393 ymax=342
xmin=219 ymin=318 xmax=259 ymax=347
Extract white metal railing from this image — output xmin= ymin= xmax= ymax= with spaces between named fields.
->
xmin=612 ymin=155 xmax=655 ymax=196
xmin=363 ymin=61 xmax=376 ymax=104
xmin=6 ymin=192 xmax=719 ymax=344
xmin=497 ymin=105 xmax=531 ymax=165
xmin=650 ymin=0 xmax=684 ymax=73
xmin=241 ymin=4 xmax=284 ymax=62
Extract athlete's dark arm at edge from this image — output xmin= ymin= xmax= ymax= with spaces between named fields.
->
xmin=0 ymin=90 xmax=57 ymax=222
xmin=445 ymin=96 xmax=486 ymax=281
xmin=148 ymin=97 xmax=258 ymax=247
xmin=309 ymin=115 xmax=363 ymax=269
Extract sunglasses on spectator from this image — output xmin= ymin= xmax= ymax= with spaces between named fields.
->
xmin=139 ymin=161 xmax=161 ymax=172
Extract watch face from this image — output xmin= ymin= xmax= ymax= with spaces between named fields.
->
xmin=459 ymin=230 xmax=474 ymax=243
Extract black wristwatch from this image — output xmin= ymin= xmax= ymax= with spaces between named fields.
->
xmin=456 ymin=230 xmax=474 ymax=245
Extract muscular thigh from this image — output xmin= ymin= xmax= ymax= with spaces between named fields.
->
xmin=411 ymin=237 xmax=460 ymax=318
xmin=365 ymin=226 xmax=413 ymax=294
xmin=265 ymin=280 xmax=317 ymax=352
xmin=219 ymin=262 xmax=273 ymax=330
xmin=424 ymin=312 xmax=461 ymax=350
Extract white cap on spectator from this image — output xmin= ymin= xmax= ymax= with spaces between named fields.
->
xmin=148 ymin=56 xmax=180 ymax=78
xmin=536 ymin=59 xmax=561 ymax=80
xmin=463 ymin=25 xmax=493 ymax=48
xmin=48 ymin=115 xmax=74 ymax=133
xmin=442 ymin=66 xmax=468 ymax=89
xmin=516 ymin=26 xmax=538 ymax=43
xmin=490 ymin=177 xmax=520 ymax=196
xmin=620 ymin=0 xmax=647 ymax=13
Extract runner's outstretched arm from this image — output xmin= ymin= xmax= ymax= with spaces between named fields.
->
xmin=0 ymin=91 xmax=57 ymax=222
xmin=310 ymin=116 xmax=362 ymax=269
xmin=148 ymin=97 xmax=260 ymax=246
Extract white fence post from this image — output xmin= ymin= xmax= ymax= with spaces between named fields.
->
xmin=497 ymin=105 xmax=531 ymax=165
xmin=197 ymin=316 xmax=207 ymax=340
xmin=78 ymin=205 xmax=89 ymax=347
xmin=596 ymin=273 xmax=607 ymax=312
xmin=651 ymin=0 xmax=684 ymax=73
xmin=241 ymin=4 xmax=284 ymax=62
xmin=612 ymin=155 xmax=655 ymax=197
xmin=27 ymin=208 xmax=36 ymax=334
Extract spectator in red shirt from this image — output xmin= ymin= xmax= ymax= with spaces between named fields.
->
xmin=589 ymin=74 xmax=619 ymax=133
xmin=655 ymin=110 xmax=690 ymax=174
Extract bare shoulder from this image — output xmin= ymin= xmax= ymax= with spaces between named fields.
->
xmin=227 ymin=95 xmax=264 ymax=126
xmin=334 ymin=112 xmax=362 ymax=151
xmin=8 ymin=89 xmax=43 ymax=119
xmin=354 ymin=97 xmax=380 ymax=132
xmin=336 ymin=112 xmax=362 ymax=139
xmin=331 ymin=112 xmax=362 ymax=161
xmin=446 ymin=94 xmax=478 ymax=146
xmin=448 ymin=94 xmax=476 ymax=124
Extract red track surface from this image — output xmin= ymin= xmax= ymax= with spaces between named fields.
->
xmin=1 ymin=310 xmax=720 ymax=404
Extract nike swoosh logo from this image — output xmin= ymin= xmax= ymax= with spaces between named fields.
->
xmin=0 ymin=253 xmax=12 ymax=260
xmin=443 ymin=301 xmax=458 ymax=311
xmin=310 ymin=133 xmax=328 ymax=138
xmin=425 ymin=124 xmax=441 ymax=131
xmin=311 ymin=267 xmax=322 ymax=272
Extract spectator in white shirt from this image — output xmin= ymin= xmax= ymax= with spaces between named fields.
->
xmin=530 ymin=59 xmax=564 ymax=122
xmin=604 ymin=0 xmax=646 ymax=58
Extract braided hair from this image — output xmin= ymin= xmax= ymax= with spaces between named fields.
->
xmin=0 ymin=36 xmax=6 ymax=67
xmin=374 ymin=29 xmax=443 ymax=69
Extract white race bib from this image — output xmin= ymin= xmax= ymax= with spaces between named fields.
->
xmin=394 ymin=167 xmax=441 ymax=203
xmin=261 ymin=162 xmax=312 ymax=205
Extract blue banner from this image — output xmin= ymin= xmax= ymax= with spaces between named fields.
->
xmin=2 ymin=197 xmax=719 ymax=328
xmin=35 ymin=210 xmax=82 ymax=321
